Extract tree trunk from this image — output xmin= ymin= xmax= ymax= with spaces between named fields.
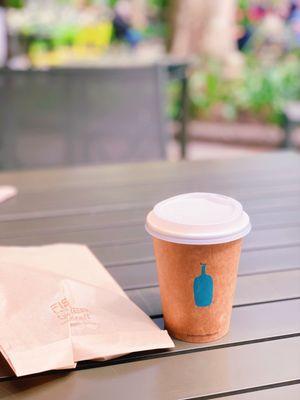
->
xmin=170 ymin=0 xmax=241 ymax=66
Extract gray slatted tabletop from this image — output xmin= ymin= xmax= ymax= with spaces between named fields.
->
xmin=0 ymin=151 xmax=299 ymax=399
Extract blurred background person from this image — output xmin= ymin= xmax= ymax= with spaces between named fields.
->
xmin=113 ymin=0 xmax=142 ymax=47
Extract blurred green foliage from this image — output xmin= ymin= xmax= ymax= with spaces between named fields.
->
xmin=238 ymin=0 xmax=251 ymax=28
xmin=107 ymin=0 xmax=118 ymax=7
xmin=7 ymin=0 xmax=300 ymax=128
xmin=149 ymin=0 xmax=168 ymax=10
xmin=188 ymin=54 xmax=300 ymax=126
xmin=5 ymin=0 xmax=24 ymax=8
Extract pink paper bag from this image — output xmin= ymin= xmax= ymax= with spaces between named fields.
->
xmin=0 ymin=244 xmax=123 ymax=295
xmin=0 ymin=186 xmax=17 ymax=203
xmin=62 ymin=278 xmax=174 ymax=362
xmin=0 ymin=244 xmax=174 ymax=374
xmin=0 ymin=263 xmax=75 ymax=377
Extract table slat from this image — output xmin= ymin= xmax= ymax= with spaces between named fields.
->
xmin=127 ymin=270 xmax=300 ymax=316
xmin=0 ymin=152 xmax=297 ymax=191
xmin=1 ymin=223 xmax=300 ymax=258
xmin=216 ymin=384 xmax=300 ymax=400
xmin=1 ymin=337 xmax=299 ymax=400
xmin=0 ymin=207 xmax=300 ymax=239
xmin=82 ymin=299 xmax=300 ymax=367
xmin=88 ymin=224 xmax=300 ymax=268
xmin=0 ymin=183 xmax=299 ymax=220
xmin=108 ymin=245 xmax=300 ymax=289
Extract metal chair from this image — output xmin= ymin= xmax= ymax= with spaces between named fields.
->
xmin=281 ymin=101 xmax=300 ymax=149
xmin=0 ymin=65 xmax=168 ymax=170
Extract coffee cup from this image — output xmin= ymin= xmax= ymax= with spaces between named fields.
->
xmin=146 ymin=193 xmax=251 ymax=343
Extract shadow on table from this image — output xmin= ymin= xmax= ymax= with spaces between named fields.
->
xmin=0 ymin=353 xmax=72 ymax=399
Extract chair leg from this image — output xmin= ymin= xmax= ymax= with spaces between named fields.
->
xmin=178 ymin=76 xmax=189 ymax=159
xmin=281 ymin=118 xmax=293 ymax=149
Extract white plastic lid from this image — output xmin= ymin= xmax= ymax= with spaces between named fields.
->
xmin=146 ymin=193 xmax=251 ymax=245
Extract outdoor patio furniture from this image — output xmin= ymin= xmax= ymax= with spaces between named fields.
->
xmin=53 ymin=55 xmax=192 ymax=159
xmin=0 ymin=65 xmax=168 ymax=169
xmin=164 ymin=59 xmax=190 ymax=159
xmin=0 ymin=151 xmax=299 ymax=399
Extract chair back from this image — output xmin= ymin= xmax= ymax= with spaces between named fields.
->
xmin=0 ymin=65 xmax=168 ymax=169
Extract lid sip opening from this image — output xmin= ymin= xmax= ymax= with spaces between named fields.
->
xmin=146 ymin=193 xmax=251 ymax=245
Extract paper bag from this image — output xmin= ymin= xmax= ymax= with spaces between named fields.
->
xmin=0 ymin=186 xmax=17 ymax=203
xmin=0 ymin=244 xmax=123 ymax=295
xmin=63 ymin=278 xmax=174 ymax=362
xmin=0 ymin=244 xmax=174 ymax=374
xmin=0 ymin=263 xmax=75 ymax=377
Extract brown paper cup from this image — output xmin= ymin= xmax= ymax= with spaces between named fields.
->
xmin=153 ymin=237 xmax=243 ymax=343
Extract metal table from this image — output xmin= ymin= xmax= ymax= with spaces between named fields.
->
xmin=0 ymin=151 xmax=299 ymax=399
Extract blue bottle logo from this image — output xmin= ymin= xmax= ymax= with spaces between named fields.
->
xmin=193 ymin=264 xmax=214 ymax=307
